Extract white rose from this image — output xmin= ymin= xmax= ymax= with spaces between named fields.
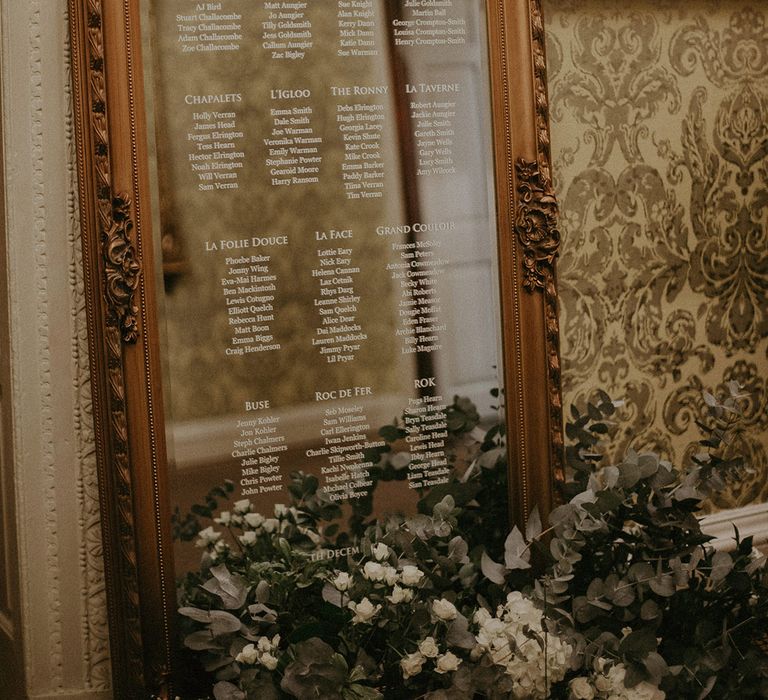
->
xmin=331 ymin=571 xmax=352 ymax=591
xmin=605 ymin=663 xmax=627 ymax=691
xmin=233 ymin=499 xmax=251 ymax=514
xmin=195 ymin=526 xmax=222 ymax=548
xmin=371 ymin=543 xmax=390 ymax=561
xmin=348 ymin=597 xmax=381 ymax=624
xmin=418 ymin=636 xmax=439 ymax=658
xmin=435 ymin=651 xmax=461 ymax=674
xmin=569 ymin=677 xmax=596 ymax=700
xmin=432 ymin=598 xmax=458 ymax=621
xmin=400 ymin=565 xmax=424 ymax=586
xmin=274 ymin=503 xmax=289 ymax=518
xmin=262 ymin=518 xmax=280 ymax=533
xmin=400 ymin=651 xmax=425 ymax=679
xmin=239 ymin=531 xmax=258 ymax=546
xmin=473 ymin=608 xmax=492 ymax=626
xmin=214 ymin=511 xmax=232 ymax=526
xmin=260 ymin=652 xmax=278 ymax=671
xmin=594 ymin=673 xmax=612 ymax=693
xmin=386 ymin=585 xmax=413 ymax=605
xmin=243 ymin=512 xmax=265 ymax=529
xmin=363 ymin=561 xmax=385 ymax=582
xmin=383 ymin=566 xmax=399 ymax=586
xmin=256 ymin=634 xmax=280 ymax=652
xmin=235 ymin=643 xmax=259 ymax=665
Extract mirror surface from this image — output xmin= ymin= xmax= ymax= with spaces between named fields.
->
xmin=140 ymin=0 xmax=508 ymax=596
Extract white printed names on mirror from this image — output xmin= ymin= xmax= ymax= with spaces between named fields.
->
xmin=152 ymin=0 xmax=501 ymax=515
xmin=176 ymin=2 xmax=243 ymax=54
xmin=185 ymin=94 xmax=245 ymax=191
xmin=262 ymin=0 xmax=313 ymax=60
xmin=235 ymin=401 xmax=286 ymax=496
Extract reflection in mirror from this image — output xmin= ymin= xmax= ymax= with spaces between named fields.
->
xmin=141 ymin=0 xmax=506 ymax=689
xmin=544 ymin=0 xmax=768 ymax=512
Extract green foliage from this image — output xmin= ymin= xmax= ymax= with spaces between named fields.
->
xmin=174 ymin=387 xmax=768 ymax=700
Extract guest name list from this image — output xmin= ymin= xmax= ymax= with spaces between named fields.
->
xmin=155 ymin=0 xmax=498 ymax=509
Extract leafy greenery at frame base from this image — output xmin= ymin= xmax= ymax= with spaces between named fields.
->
xmin=173 ymin=388 xmax=768 ymax=699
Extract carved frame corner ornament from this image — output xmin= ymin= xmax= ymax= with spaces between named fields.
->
xmin=104 ymin=194 xmax=141 ymax=344
xmin=85 ymin=0 xmax=142 ymax=346
xmin=514 ymin=158 xmax=560 ymax=293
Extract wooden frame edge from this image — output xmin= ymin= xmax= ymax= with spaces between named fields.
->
xmin=487 ymin=0 xmax=563 ymax=526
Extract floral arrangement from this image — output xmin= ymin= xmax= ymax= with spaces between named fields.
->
xmin=174 ymin=387 xmax=768 ymax=699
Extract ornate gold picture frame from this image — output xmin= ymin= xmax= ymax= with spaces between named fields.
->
xmin=67 ymin=0 xmax=561 ymax=695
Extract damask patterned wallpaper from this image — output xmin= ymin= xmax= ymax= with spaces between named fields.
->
xmin=543 ymin=1 xmax=768 ymax=509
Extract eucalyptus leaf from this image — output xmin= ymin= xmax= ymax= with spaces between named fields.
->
xmin=322 ymin=582 xmax=344 ymax=608
xmin=446 ymin=613 xmax=476 ymax=649
xmin=212 ymin=681 xmax=246 ymax=700
xmin=648 ymin=574 xmax=675 ymax=598
xmin=503 ymin=526 xmax=531 ymax=570
xmin=481 ymin=550 xmax=507 ymax=584
xmin=525 ymin=507 xmax=543 ymax=542
xmin=184 ymin=630 xmax=224 ymax=651
xmin=710 ymin=551 xmax=733 ymax=583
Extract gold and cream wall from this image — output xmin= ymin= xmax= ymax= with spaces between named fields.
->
xmin=545 ymin=1 xmax=768 ymax=511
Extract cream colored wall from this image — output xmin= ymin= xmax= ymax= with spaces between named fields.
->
xmin=0 ymin=0 xmax=110 ymax=698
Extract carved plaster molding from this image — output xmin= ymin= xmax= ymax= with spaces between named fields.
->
xmin=77 ymin=0 xmax=145 ymax=689
xmin=65 ymin=0 xmax=111 ymax=686
xmin=29 ymin=0 xmax=66 ymax=686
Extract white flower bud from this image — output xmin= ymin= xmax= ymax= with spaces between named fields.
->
xmin=371 ymin=543 xmax=390 ymax=561
xmin=262 ymin=518 xmax=280 ymax=533
xmin=400 ymin=651 xmax=425 ymax=679
xmin=363 ymin=561 xmax=386 ymax=582
xmin=331 ymin=571 xmax=352 ymax=591
xmin=386 ymin=585 xmax=413 ymax=605
xmin=243 ymin=512 xmax=265 ymax=529
xmin=233 ymin=499 xmax=252 ymax=514
xmin=214 ymin=511 xmax=232 ymax=526
xmin=348 ymin=597 xmax=381 ymax=624
xmin=400 ymin=565 xmax=424 ymax=586
xmin=235 ymin=643 xmax=259 ymax=665
xmin=432 ymin=598 xmax=458 ymax=621
xmin=435 ymin=651 xmax=461 ymax=674
xmin=194 ymin=526 xmax=222 ymax=548
xmin=238 ymin=531 xmax=258 ymax=546
xmin=418 ymin=636 xmax=439 ymax=658
xmin=260 ymin=652 xmax=278 ymax=671
xmin=569 ymin=677 xmax=595 ymax=699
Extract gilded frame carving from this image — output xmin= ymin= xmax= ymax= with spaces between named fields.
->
xmin=68 ymin=0 xmax=561 ymax=695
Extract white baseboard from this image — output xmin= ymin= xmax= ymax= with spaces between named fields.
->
xmin=701 ymin=502 xmax=768 ymax=550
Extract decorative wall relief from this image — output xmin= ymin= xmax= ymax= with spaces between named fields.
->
xmin=545 ymin=1 xmax=768 ymax=510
